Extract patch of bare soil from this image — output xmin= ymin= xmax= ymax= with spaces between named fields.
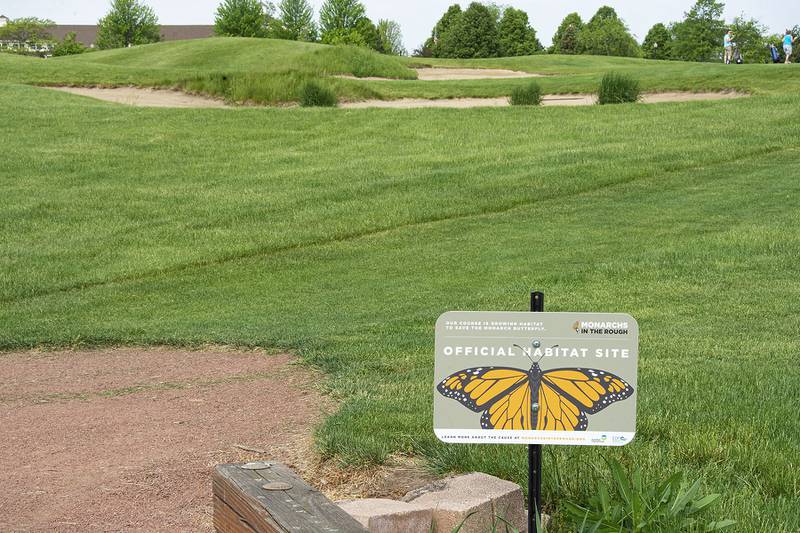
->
xmin=49 ymin=87 xmax=229 ymax=108
xmin=0 ymin=347 xmax=330 ymax=532
xmin=340 ymin=91 xmax=746 ymax=109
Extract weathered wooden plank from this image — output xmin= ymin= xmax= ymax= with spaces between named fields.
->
xmin=213 ymin=495 xmax=257 ymax=533
xmin=213 ymin=464 xmax=368 ymax=533
xmin=213 ymin=468 xmax=285 ymax=533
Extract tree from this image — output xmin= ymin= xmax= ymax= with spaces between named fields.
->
xmin=729 ymin=15 xmax=767 ymax=63
xmin=96 ymin=0 xmax=160 ymax=49
xmin=52 ymin=32 xmax=87 ymax=56
xmin=273 ymin=0 xmax=316 ymax=41
xmin=589 ymin=5 xmax=619 ymax=25
xmin=322 ymin=28 xmax=366 ymax=46
xmin=551 ymin=12 xmax=583 ymax=54
xmin=578 ymin=6 xmax=640 ymax=57
xmin=377 ymin=19 xmax=405 ymax=55
xmin=428 ymin=4 xmax=463 ymax=57
xmin=214 ymin=0 xmax=271 ymax=38
xmin=498 ymin=7 xmax=542 ymax=57
xmin=0 ymin=17 xmax=54 ymax=44
xmin=354 ymin=17 xmax=381 ymax=51
xmin=642 ymin=23 xmax=674 ymax=60
xmin=442 ymin=2 xmax=499 ymax=58
xmin=671 ymin=0 xmax=726 ymax=62
xmin=319 ymin=0 xmax=366 ymax=39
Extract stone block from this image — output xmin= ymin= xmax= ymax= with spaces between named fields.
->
xmin=403 ymin=472 xmax=526 ymax=533
xmin=337 ymin=498 xmax=433 ymax=533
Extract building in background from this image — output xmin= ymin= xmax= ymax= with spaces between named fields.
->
xmin=48 ymin=25 xmax=215 ymax=48
xmin=0 ymin=21 xmax=214 ymax=54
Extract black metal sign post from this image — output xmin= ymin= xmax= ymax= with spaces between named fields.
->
xmin=528 ymin=291 xmax=544 ymax=533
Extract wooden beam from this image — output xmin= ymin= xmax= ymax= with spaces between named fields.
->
xmin=213 ymin=463 xmax=368 ymax=533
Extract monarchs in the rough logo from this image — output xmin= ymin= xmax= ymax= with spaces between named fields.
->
xmin=573 ymin=320 xmax=629 ymax=335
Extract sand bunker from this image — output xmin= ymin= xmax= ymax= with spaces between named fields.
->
xmin=416 ymin=68 xmax=543 ymax=80
xmin=0 ymin=347 xmax=329 ymax=531
xmin=338 ymin=67 xmax=543 ymax=81
xmin=48 ymin=85 xmax=744 ymax=110
xmin=341 ymin=92 xmax=745 ymax=109
xmin=50 ymin=86 xmax=229 ymax=108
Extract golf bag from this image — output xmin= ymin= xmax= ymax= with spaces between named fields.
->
xmin=733 ymin=44 xmax=743 ymax=64
xmin=770 ymin=44 xmax=781 ymax=63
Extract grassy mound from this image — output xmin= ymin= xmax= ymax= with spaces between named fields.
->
xmin=1 ymin=37 xmax=415 ymax=104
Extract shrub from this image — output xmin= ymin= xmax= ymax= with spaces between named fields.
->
xmin=510 ymin=81 xmax=542 ymax=106
xmin=597 ymin=72 xmax=640 ymax=105
xmin=52 ymin=32 xmax=87 ymax=56
xmin=300 ymin=80 xmax=337 ymax=107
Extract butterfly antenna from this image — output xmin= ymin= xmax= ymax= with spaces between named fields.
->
xmin=513 ymin=344 xmax=535 ymax=365
xmin=534 ymin=345 xmax=558 ymax=364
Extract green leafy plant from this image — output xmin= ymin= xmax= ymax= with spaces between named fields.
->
xmin=300 ymin=80 xmax=337 ymax=107
xmin=510 ymin=81 xmax=543 ymax=106
xmin=563 ymin=458 xmax=736 ymax=532
xmin=597 ymin=72 xmax=641 ymax=105
xmin=52 ymin=32 xmax=87 ymax=56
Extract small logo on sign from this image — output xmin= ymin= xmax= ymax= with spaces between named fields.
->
xmin=573 ymin=320 xmax=629 ymax=335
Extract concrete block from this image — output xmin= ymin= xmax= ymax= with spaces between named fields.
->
xmin=403 ymin=472 xmax=526 ymax=533
xmin=337 ymin=498 xmax=433 ymax=533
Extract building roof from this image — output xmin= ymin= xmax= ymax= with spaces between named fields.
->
xmin=49 ymin=25 xmax=214 ymax=46
xmin=49 ymin=26 xmax=98 ymax=45
xmin=159 ymin=25 xmax=215 ymax=41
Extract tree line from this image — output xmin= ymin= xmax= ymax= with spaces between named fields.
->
xmin=419 ymin=0 xmax=796 ymax=64
xmin=0 ymin=0 xmax=405 ymax=56
xmin=214 ymin=0 xmax=405 ymax=56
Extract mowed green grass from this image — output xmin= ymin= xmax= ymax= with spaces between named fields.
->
xmin=2 ymin=48 xmax=800 ymax=529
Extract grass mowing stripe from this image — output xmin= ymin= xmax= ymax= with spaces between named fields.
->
xmin=4 ymin=140 xmax=794 ymax=309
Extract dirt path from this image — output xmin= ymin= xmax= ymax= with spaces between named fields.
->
xmin=50 ymin=87 xmax=229 ymax=108
xmin=0 ymin=347 xmax=329 ymax=532
xmin=341 ymin=92 xmax=745 ymax=109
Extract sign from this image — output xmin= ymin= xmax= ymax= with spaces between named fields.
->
xmin=434 ymin=311 xmax=638 ymax=446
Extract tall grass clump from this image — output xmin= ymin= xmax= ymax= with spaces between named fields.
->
xmin=300 ymin=80 xmax=337 ymax=107
xmin=312 ymin=45 xmax=416 ymax=80
xmin=510 ymin=81 xmax=542 ymax=106
xmin=598 ymin=72 xmax=640 ymax=105
xmin=563 ymin=458 xmax=736 ymax=532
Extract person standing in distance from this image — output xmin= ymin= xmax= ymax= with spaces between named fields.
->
xmin=723 ymin=30 xmax=734 ymax=64
xmin=784 ymin=30 xmax=795 ymax=64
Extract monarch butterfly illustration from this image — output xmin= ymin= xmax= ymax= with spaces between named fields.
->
xmin=436 ymin=346 xmax=633 ymax=431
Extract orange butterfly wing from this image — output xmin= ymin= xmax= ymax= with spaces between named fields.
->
xmin=437 ymin=367 xmax=529 ymax=413
xmin=542 ymin=368 xmax=634 ymax=415
xmin=480 ymin=380 xmax=533 ymax=430
xmin=536 ymin=380 xmax=588 ymax=431
xmin=536 ymin=368 xmax=634 ymax=431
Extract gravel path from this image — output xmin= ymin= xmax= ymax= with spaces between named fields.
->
xmin=0 ymin=347 xmax=327 ymax=532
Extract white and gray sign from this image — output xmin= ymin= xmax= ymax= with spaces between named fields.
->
xmin=434 ymin=311 xmax=638 ymax=446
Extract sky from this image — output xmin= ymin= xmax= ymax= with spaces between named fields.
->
xmin=3 ymin=1 xmax=799 ymax=51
